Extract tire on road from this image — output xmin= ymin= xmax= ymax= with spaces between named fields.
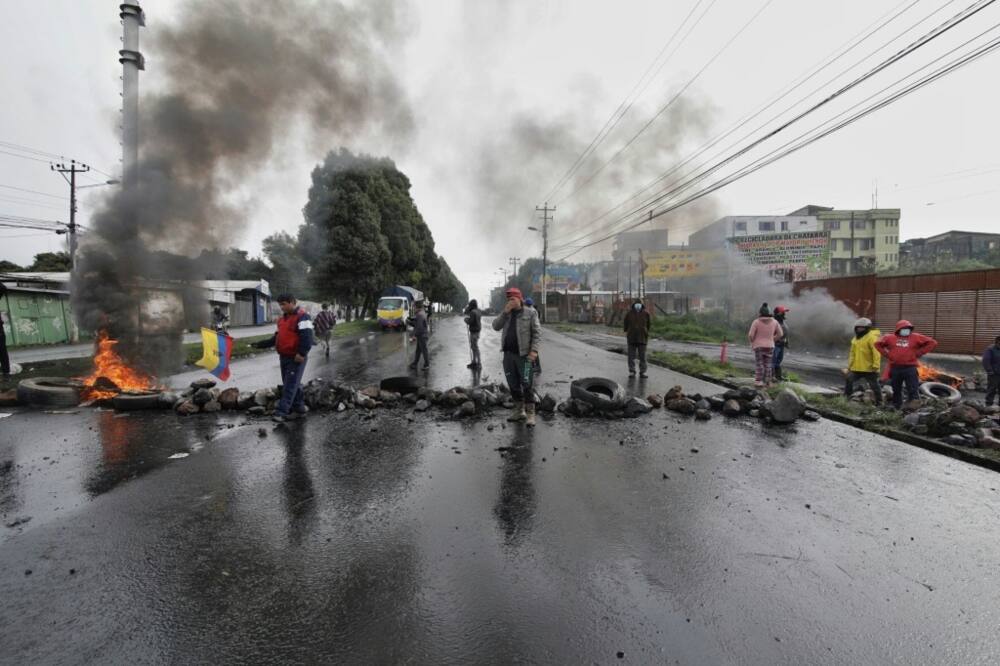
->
xmin=112 ymin=392 xmax=164 ymax=411
xmin=570 ymin=377 xmax=626 ymax=411
xmin=380 ymin=376 xmax=422 ymax=395
xmin=919 ymin=381 xmax=962 ymax=403
xmin=16 ymin=377 xmax=82 ymax=408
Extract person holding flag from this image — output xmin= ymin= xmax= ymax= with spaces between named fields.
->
xmin=253 ymin=294 xmax=314 ymax=422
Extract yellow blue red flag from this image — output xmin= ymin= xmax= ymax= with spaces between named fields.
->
xmin=195 ymin=327 xmax=234 ymax=381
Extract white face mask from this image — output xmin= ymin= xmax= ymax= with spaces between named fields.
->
xmin=899 ymin=328 xmax=912 ymax=337
xmin=633 ymin=303 xmax=642 ymax=311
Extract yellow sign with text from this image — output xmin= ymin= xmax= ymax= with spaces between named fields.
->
xmin=644 ymin=250 xmax=722 ymax=278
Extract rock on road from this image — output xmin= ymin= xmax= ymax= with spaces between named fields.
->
xmin=1 ymin=316 xmax=999 ymax=664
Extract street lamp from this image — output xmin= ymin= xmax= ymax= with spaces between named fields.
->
xmin=77 ymin=179 xmax=121 ymax=190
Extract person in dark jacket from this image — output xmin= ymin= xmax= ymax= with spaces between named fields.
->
xmin=0 ymin=283 xmax=10 ymax=380
xmin=409 ymin=302 xmax=430 ymax=370
xmin=875 ymin=319 xmax=938 ymax=409
xmin=772 ymin=305 xmax=790 ymax=382
xmin=623 ymin=299 xmax=651 ymax=377
xmin=253 ymin=294 xmax=314 ymax=423
xmin=464 ymin=299 xmax=482 ymax=369
xmin=984 ymin=335 xmax=1000 ymax=407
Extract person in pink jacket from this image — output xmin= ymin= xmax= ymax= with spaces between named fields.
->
xmin=748 ymin=302 xmax=784 ymax=387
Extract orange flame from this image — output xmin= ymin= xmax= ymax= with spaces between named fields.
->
xmin=917 ymin=362 xmax=962 ymax=388
xmin=79 ymin=331 xmax=158 ymax=400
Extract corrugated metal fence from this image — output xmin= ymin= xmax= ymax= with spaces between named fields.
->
xmin=794 ymin=269 xmax=1000 ymax=354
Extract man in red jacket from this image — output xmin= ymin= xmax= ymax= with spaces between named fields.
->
xmin=254 ymin=294 xmax=314 ymax=422
xmin=875 ymin=319 xmax=938 ymax=409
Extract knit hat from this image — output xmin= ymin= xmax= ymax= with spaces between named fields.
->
xmin=758 ymin=302 xmax=771 ymax=317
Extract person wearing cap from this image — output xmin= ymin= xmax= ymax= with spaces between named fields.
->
xmin=408 ymin=301 xmax=431 ymax=370
xmin=983 ymin=335 xmax=1000 ymax=407
xmin=492 ymin=286 xmax=541 ymax=426
xmin=875 ymin=320 xmax=938 ymax=409
xmin=772 ymin=305 xmax=790 ymax=382
xmin=747 ymin=302 xmax=783 ymax=388
xmin=623 ymin=298 xmax=651 ymax=378
xmin=845 ymin=317 xmax=883 ymax=406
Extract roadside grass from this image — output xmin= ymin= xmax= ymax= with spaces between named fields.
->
xmin=649 ymin=311 xmax=745 ymax=343
xmin=776 ymin=388 xmax=905 ymax=433
xmin=649 ymin=350 xmax=737 ymax=380
xmin=551 ymin=323 xmax=583 ymax=334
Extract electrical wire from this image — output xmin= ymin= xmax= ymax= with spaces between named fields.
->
xmin=0 ymin=183 xmax=68 ymax=200
xmin=548 ymin=0 xmax=932 ymax=248
xmin=553 ymin=27 xmax=1000 ymax=260
xmin=550 ymin=0 xmax=997 ymax=254
xmin=554 ymin=0 xmax=776 ymax=208
xmin=540 ymin=0 xmax=716 ymax=203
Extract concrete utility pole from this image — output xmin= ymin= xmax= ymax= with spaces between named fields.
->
xmin=508 ymin=257 xmax=520 ymax=280
xmin=119 ymin=2 xmax=145 ymax=190
xmin=51 ymin=160 xmax=90 ymax=270
xmin=535 ymin=203 xmax=555 ymax=323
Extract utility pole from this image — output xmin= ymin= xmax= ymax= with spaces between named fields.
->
xmin=508 ymin=257 xmax=520 ymax=281
xmin=535 ymin=203 xmax=555 ymax=323
xmin=51 ymin=160 xmax=90 ymax=270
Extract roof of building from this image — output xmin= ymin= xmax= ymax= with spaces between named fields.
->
xmin=922 ymin=230 xmax=1000 ymax=243
xmin=0 ymin=271 xmax=70 ymax=283
xmin=198 ymin=279 xmax=271 ymax=296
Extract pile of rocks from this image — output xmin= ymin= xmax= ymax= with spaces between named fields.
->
xmin=900 ymin=398 xmax=1000 ymax=449
xmin=701 ymin=386 xmax=819 ymax=425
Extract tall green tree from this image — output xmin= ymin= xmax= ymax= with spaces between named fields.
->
xmin=28 ymin=252 xmax=71 ymax=272
xmin=0 ymin=260 xmax=24 ymax=272
xmin=263 ymin=232 xmax=312 ymax=298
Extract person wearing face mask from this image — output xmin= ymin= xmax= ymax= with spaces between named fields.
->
xmin=623 ymin=298 xmax=652 ymax=378
xmin=875 ymin=319 xmax=938 ymax=409
xmin=844 ymin=317 xmax=882 ymax=406
xmin=492 ymin=287 xmax=541 ymax=426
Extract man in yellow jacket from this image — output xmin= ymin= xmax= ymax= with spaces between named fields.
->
xmin=845 ymin=317 xmax=883 ymax=406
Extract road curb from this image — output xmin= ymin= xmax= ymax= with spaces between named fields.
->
xmin=635 ymin=349 xmax=1000 ymax=475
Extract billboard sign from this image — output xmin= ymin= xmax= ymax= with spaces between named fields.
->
xmin=730 ymin=231 xmax=830 ymax=279
xmin=644 ymin=250 xmax=723 ymax=278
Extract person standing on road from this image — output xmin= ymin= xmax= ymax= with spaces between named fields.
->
xmin=983 ymin=335 xmax=1000 ymax=407
xmin=623 ymin=298 xmax=651 ymax=378
xmin=464 ymin=299 xmax=482 ymax=369
xmin=772 ymin=305 xmax=790 ymax=382
xmin=844 ymin=317 xmax=883 ymax=406
xmin=492 ymin=287 xmax=541 ymax=427
xmin=409 ymin=302 xmax=430 ymax=370
xmin=748 ymin=303 xmax=783 ymax=388
xmin=0 ymin=284 xmax=10 ymax=381
xmin=314 ymin=303 xmax=337 ymax=358
xmin=253 ymin=294 xmax=314 ymax=423
xmin=875 ymin=319 xmax=938 ymax=409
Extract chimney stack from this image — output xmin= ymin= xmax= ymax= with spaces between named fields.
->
xmin=119 ymin=2 xmax=145 ymax=190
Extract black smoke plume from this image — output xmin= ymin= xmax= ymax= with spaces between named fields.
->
xmin=73 ymin=0 xmax=413 ymax=373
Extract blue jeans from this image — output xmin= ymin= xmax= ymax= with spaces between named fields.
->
xmin=772 ymin=344 xmax=785 ymax=372
xmin=890 ymin=365 xmax=919 ymax=409
xmin=277 ymin=354 xmax=307 ymax=415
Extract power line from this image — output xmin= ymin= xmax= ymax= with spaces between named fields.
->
xmin=548 ymin=0 xmax=930 ymax=248
xmin=540 ymin=0 xmax=716 ymax=203
xmin=0 ymin=139 xmax=118 ymax=180
xmin=0 ymin=196 xmax=67 ymax=211
xmin=551 ymin=0 xmax=996 ymax=253
xmin=554 ymin=0 xmax=775 ymax=207
xmin=0 ymin=183 xmax=68 ymax=200
xmin=554 ymin=26 xmax=1000 ymax=260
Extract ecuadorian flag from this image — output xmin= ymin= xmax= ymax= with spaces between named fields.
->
xmin=195 ymin=328 xmax=234 ymax=381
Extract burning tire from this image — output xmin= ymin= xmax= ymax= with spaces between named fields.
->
xmin=570 ymin=377 xmax=626 ymax=411
xmin=112 ymin=392 xmax=164 ymax=411
xmin=919 ymin=381 xmax=961 ymax=403
xmin=16 ymin=377 xmax=82 ymax=408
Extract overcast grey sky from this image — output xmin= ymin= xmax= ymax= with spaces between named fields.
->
xmin=2 ymin=0 xmax=999 ymax=303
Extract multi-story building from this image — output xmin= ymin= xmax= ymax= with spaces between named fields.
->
xmin=687 ymin=214 xmax=821 ymax=248
xmin=808 ymin=207 xmax=901 ymax=276
xmin=900 ymin=230 xmax=1000 ymax=264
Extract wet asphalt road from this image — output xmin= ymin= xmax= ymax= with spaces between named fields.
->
xmin=2 ymin=317 xmax=1000 ymax=664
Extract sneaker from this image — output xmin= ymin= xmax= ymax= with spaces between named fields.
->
xmin=408 ymin=363 xmax=417 ymax=370
xmin=423 ymin=365 xmax=430 ymax=370
xmin=272 ymin=413 xmax=288 ymax=423
xmin=467 ymin=362 xmax=476 ymax=369
xmin=628 ymin=369 xmax=636 ymax=376
xmin=639 ymin=373 xmax=648 ymax=378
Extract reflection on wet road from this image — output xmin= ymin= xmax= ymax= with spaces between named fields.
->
xmin=2 ymin=317 xmax=1000 ymax=663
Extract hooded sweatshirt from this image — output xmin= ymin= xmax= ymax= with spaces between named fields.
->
xmin=848 ymin=328 xmax=882 ymax=373
xmin=875 ymin=326 xmax=937 ymax=366
xmin=623 ymin=303 xmax=651 ymax=345
xmin=748 ymin=315 xmax=783 ymax=350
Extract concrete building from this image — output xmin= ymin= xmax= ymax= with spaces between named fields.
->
xmin=810 ymin=207 xmax=901 ymax=276
xmin=200 ymin=279 xmax=271 ymax=326
xmin=900 ymin=230 xmax=1000 ymax=264
xmin=0 ymin=272 xmax=79 ymax=346
xmin=612 ymin=229 xmax=671 ymax=262
xmin=688 ymin=214 xmax=821 ymax=249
